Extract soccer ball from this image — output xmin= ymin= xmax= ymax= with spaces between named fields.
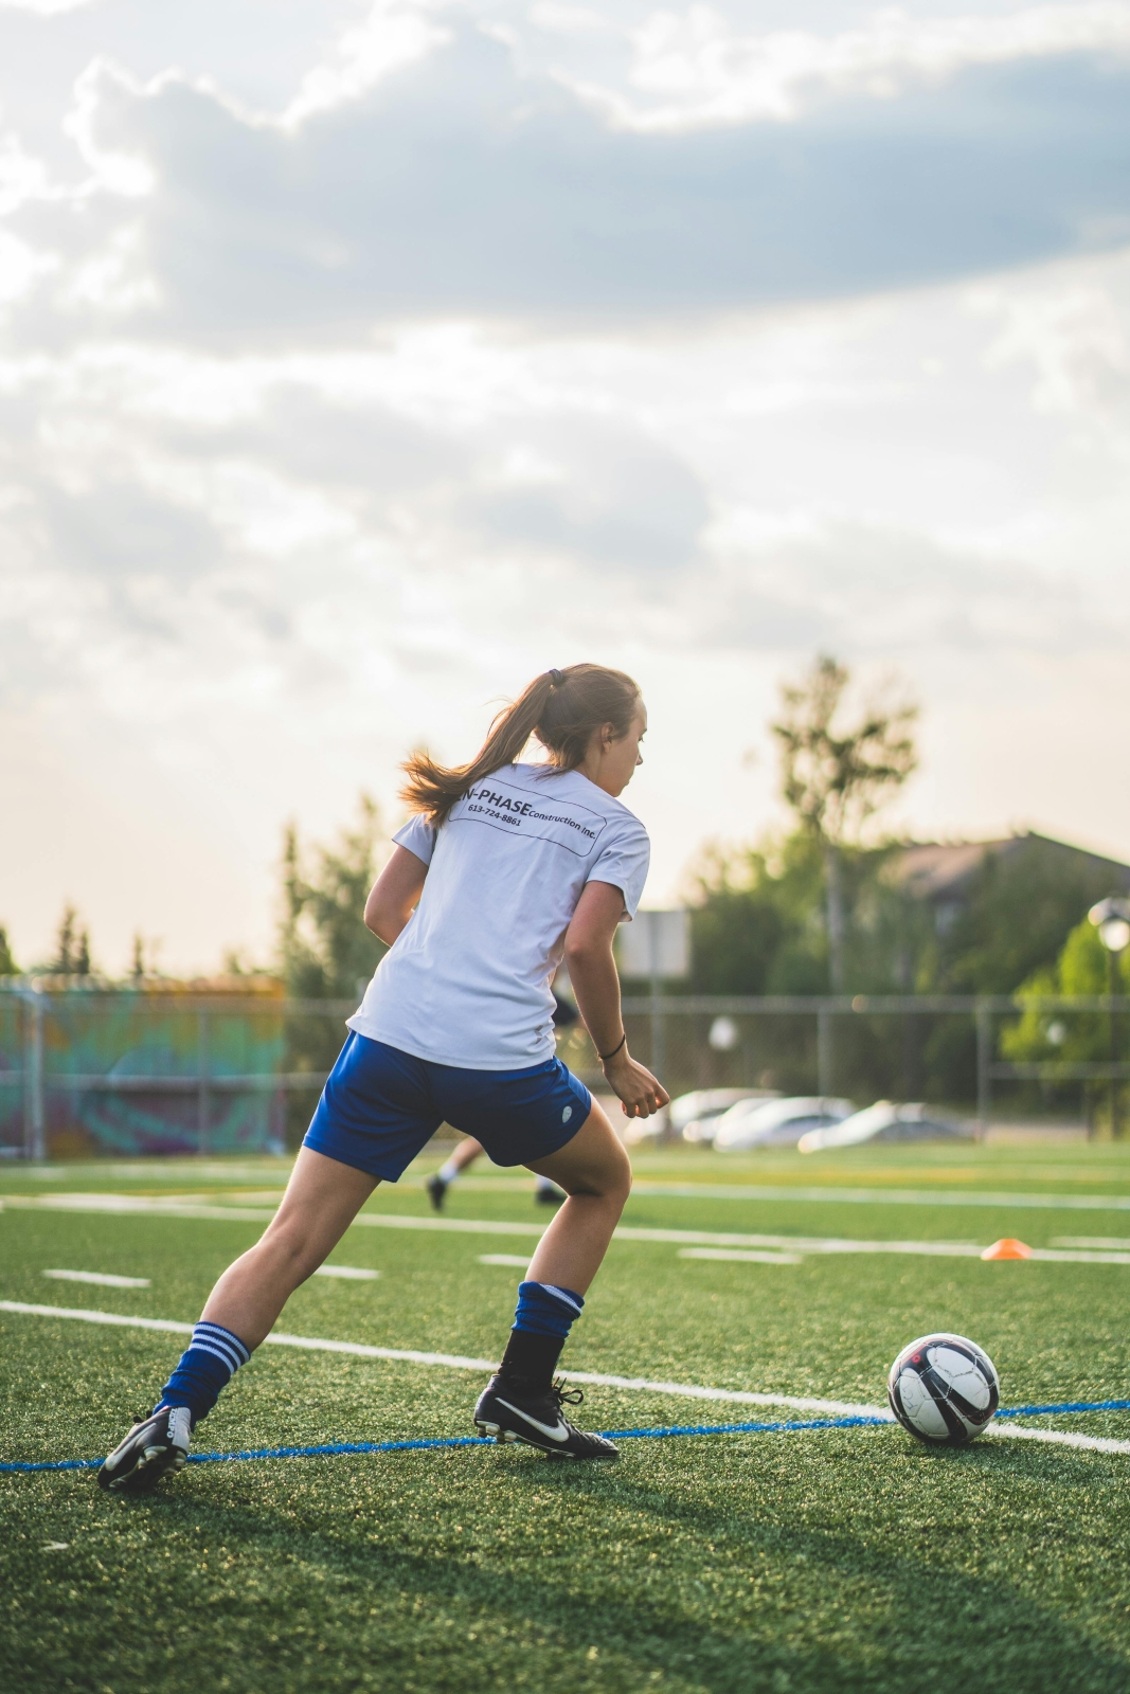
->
xmin=887 ymin=1333 xmax=999 ymax=1446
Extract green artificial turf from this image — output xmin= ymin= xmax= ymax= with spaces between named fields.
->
xmin=2 ymin=1144 xmax=1130 ymax=1693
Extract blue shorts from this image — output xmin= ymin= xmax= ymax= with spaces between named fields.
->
xmin=302 ymin=1033 xmax=592 ymax=1182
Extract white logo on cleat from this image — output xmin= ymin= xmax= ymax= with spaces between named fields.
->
xmin=494 ymin=1398 xmax=572 ymax=1443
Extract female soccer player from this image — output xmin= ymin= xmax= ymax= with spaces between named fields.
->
xmin=100 ymin=663 xmax=667 ymax=1490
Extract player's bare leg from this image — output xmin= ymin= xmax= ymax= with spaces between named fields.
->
xmin=201 ymin=1148 xmax=379 ymax=1347
xmin=100 ymin=1150 xmax=377 ymax=1491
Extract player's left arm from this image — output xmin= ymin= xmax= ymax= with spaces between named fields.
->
xmin=363 ymin=845 xmax=429 ymax=945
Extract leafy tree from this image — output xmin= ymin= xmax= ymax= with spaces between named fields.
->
xmin=770 ymin=654 xmax=917 ymax=991
xmin=0 ymin=926 xmax=18 ymax=976
xmin=1002 ymin=917 xmax=1130 ymax=1135
xmin=278 ymin=793 xmax=388 ymax=1000
xmin=930 ymin=841 xmax=1124 ymax=995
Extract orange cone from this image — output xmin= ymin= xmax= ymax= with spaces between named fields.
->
xmin=981 ymin=1238 xmax=1033 ymax=1260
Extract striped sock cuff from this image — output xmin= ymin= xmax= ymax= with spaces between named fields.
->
xmin=192 ymin=1322 xmax=251 ymax=1373
xmin=512 ymin=1280 xmax=585 ymax=1339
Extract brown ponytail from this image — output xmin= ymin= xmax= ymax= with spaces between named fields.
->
xmin=400 ymin=663 xmax=641 ymax=825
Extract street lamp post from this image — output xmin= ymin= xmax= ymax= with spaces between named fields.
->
xmin=1089 ymin=897 xmax=1130 ymax=1139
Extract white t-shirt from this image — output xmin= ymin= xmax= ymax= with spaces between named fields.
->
xmin=348 ymin=763 xmax=650 ymax=1070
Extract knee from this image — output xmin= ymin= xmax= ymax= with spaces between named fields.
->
xmin=256 ymin=1220 xmax=322 ymax=1284
xmin=604 ymin=1146 xmax=633 ymax=1211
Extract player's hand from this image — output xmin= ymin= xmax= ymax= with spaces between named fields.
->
xmin=602 ymin=1049 xmax=669 ymax=1118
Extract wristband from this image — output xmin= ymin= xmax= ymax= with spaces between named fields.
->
xmin=599 ymin=1033 xmax=627 ymax=1062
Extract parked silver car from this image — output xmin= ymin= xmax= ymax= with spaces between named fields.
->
xmin=797 ymin=1101 xmax=972 ymax=1153
xmin=712 ymin=1095 xmax=855 ymax=1151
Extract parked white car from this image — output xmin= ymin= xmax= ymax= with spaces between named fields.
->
xmin=797 ymin=1101 xmax=972 ymax=1153
xmin=712 ymin=1095 xmax=855 ymax=1151
xmin=676 ymin=1088 xmax=779 ymax=1143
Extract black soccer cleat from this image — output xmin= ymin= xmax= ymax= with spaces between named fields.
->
xmin=534 ymin=1182 xmax=566 ymax=1208
xmin=98 ymin=1405 xmax=193 ymax=1494
xmin=474 ymin=1374 xmax=618 ymax=1460
xmin=426 ymin=1174 xmax=447 ymax=1212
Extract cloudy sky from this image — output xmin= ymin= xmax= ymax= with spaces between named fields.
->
xmin=3 ymin=0 xmax=1130 ymax=974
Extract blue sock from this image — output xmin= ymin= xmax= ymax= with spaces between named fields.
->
xmin=513 ymin=1280 xmax=584 ymax=1338
xmin=155 ymin=1322 xmax=251 ymax=1426
xmin=498 ymin=1281 xmax=584 ymax=1390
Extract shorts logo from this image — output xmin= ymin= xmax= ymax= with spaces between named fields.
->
xmin=562 ymin=1106 xmax=573 ymax=1123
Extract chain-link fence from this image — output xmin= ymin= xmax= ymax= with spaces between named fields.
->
xmin=2 ymin=986 xmax=1128 ymax=1158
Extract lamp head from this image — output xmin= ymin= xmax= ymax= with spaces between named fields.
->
xmin=1089 ymin=896 xmax=1130 ymax=955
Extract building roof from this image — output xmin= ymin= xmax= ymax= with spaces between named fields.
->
xmin=887 ymin=831 xmax=1130 ymax=903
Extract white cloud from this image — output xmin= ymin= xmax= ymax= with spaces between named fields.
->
xmin=278 ymin=0 xmax=451 ymax=129
xmin=0 ymin=0 xmax=98 ymax=13
xmin=579 ymin=3 xmax=1130 ymax=132
xmin=0 ymin=225 xmax=56 ymax=306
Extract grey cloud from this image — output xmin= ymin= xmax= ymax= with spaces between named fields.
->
xmin=458 ymin=417 xmax=710 ymax=572
xmin=155 ymin=385 xmax=469 ymax=501
xmin=11 ymin=29 xmax=1130 ymax=345
xmin=697 ymin=521 xmax=1116 ymax=656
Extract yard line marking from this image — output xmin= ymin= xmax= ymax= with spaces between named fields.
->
xmin=42 ymin=1270 xmax=151 ymax=1289
xmin=477 ymin=1255 xmax=530 ymax=1267
xmin=9 ymin=1194 xmax=1130 ymax=1262
xmin=0 ymin=1300 xmax=887 ymax=1416
xmin=1054 ymin=1236 xmax=1130 ymax=1249
xmin=313 ymin=1266 xmax=380 ymax=1280
xmin=620 ymin=1183 xmax=1130 ymax=1213
xmin=679 ymin=1248 xmax=804 ymax=1265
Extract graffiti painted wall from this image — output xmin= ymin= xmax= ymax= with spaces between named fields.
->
xmin=0 ymin=983 xmax=286 ymax=1159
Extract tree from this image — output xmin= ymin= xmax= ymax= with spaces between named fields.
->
xmin=49 ymin=904 xmax=93 ymax=976
xmin=770 ymin=654 xmax=918 ymax=991
xmin=0 ymin=926 xmax=17 ymax=976
xmin=278 ymin=794 xmax=388 ymax=1001
xmin=278 ymin=794 xmax=389 ymax=1142
xmin=1002 ymin=917 xmax=1130 ymax=1136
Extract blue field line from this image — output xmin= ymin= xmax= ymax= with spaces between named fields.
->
xmin=3 ymin=1397 xmax=1129 ymax=1475
xmin=994 ymin=1398 xmax=1130 ymax=1419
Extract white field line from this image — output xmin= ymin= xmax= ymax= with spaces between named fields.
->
xmin=443 ymin=1178 xmax=1130 ymax=1212
xmin=42 ymin=1269 xmax=151 ymax=1289
xmin=989 ymin=1426 xmax=1130 ymax=1456
xmin=8 ymin=1193 xmax=1130 ymax=1263
xmin=679 ymin=1248 xmax=803 ymax=1266
xmin=0 ymin=1300 xmax=889 ymax=1417
xmin=477 ymin=1254 xmax=530 ymax=1267
xmin=1054 ymin=1236 xmax=1130 ymax=1249
xmin=314 ymin=1266 xmax=380 ymax=1280
xmin=2 ymin=1299 xmax=1128 ymax=1454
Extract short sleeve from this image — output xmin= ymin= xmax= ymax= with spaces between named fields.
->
xmin=393 ymin=812 xmax=438 ymax=867
xmin=585 ymin=820 xmax=650 ymax=921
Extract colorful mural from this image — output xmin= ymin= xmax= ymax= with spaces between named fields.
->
xmin=0 ymin=981 xmax=286 ymax=1159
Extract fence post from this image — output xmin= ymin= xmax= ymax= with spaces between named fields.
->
xmin=976 ymin=1001 xmax=992 ymax=1141
xmin=817 ymin=1004 xmax=833 ymax=1096
xmin=650 ymin=980 xmax=665 ymax=1097
xmin=197 ymin=1006 xmax=211 ymax=1157
xmin=24 ymin=988 xmax=46 ymax=1162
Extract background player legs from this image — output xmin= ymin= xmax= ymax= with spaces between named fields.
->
xmin=427 ymin=1134 xmax=484 ymax=1208
xmin=522 ymin=1101 xmax=631 ymax=1293
xmin=200 ymin=1148 xmax=379 ymax=1349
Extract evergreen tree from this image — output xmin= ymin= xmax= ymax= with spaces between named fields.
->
xmin=49 ymin=905 xmax=93 ymax=975
xmin=0 ymin=926 xmax=18 ymax=976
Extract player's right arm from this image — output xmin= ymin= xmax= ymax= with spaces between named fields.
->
xmin=564 ymin=881 xmax=668 ymax=1119
xmin=363 ymin=845 xmax=429 ymax=945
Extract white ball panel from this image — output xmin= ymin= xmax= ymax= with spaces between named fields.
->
xmin=928 ymin=1346 xmax=993 ymax=1412
xmin=896 ymin=1368 xmax=950 ymax=1440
